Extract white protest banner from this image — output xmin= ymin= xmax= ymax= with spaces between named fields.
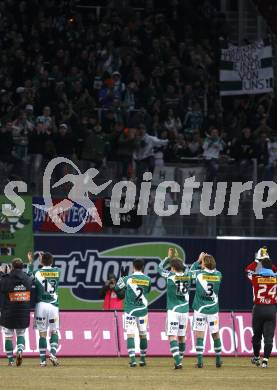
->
xmin=220 ymin=39 xmax=273 ymax=96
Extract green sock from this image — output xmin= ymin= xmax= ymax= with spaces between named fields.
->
xmin=39 ymin=337 xmax=47 ymax=362
xmin=214 ymin=338 xmax=222 ymax=363
xmin=50 ymin=333 xmax=59 ymax=356
xmin=5 ymin=339 xmax=14 ymax=363
xmin=17 ymin=335 xmax=25 ymax=353
xmin=179 ymin=342 xmax=186 ymax=359
xmin=127 ymin=337 xmax=136 ymax=364
xmin=196 ymin=338 xmax=204 ymax=364
xmin=170 ymin=340 xmax=181 ymax=365
xmin=140 ymin=337 xmax=147 ymax=362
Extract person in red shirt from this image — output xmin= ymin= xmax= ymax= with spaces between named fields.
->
xmin=99 ymin=273 xmax=124 ymax=310
xmin=245 ymin=247 xmax=277 ymax=368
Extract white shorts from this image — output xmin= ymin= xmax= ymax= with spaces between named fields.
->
xmin=2 ymin=328 xmax=26 ymax=337
xmin=166 ymin=310 xmax=188 ymax=337
xmin=193 ymin=311 xmax=219 ymax=333
xmin=124 ymin=313 xmax=148 ymax=335
xmin=34 ymin=302 xmax=60 ymax=332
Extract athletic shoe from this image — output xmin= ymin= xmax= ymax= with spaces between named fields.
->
xmin=196 ymin=362 xmax=203 ymax=368
xmin=174 ymin=363 xmax=183 ymax=369
xmin=251 ymin=356 xmax=261 ymax=367
xmin=129 ymin=362 xmax=137 ymax=367
xmin=139 ymin=361 xmax=146 ymax=367
xmin=8 ymin=362 xmax=14 ymax=367
xmin=16 ymin=351 xmax=23 ymax=367
xmin=49 ymin=353 xmax=60 ymax=367
xmin=261 ymin=359 xmax=268 ymax=368
xmin=40 ymin=361 xmax=47 ymax=367
xmin=216 ymin=360 xmax=223 ymax=368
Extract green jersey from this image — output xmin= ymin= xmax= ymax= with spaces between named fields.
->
xmin=115 ymin=272 xmax=151 ymax=317
xmin=189 ymin=261 xmax=222 ymax=314
xmin=28 ymin=264 xmax=60 ymax=307
xmin=158 ymin=257 xmax=190 ymax=313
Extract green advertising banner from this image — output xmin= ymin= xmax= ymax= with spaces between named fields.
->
xmin=35 ymin=235 xmax=187 ymax=310
xmin=0 ymin=196 xmax=34 ymax=263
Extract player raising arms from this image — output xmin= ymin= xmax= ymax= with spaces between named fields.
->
xmin=158 ymin=248 xmax=190 ymax=369
xmin=115 ymin=258 xmax=151 ymax=367
xmin=245 ymin=247 xmax=277 ymax=368
xmin=190 ymin=252 xmax=222 ymax=368
xmin=27 ymin=251 xmax=61 ymax=367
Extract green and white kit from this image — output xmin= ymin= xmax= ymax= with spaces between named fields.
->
xmin=189 ymin=261 xmax=222 ymax=333
xmin=158 ymin=257 xmax=190 ymax=336
xmin=115 ymin=272 xmax=151 ymax=334
xmin=28 ymin=264 xmax=61 ymax=332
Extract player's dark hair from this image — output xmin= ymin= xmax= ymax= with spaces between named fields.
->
xmin=261 ymin=258 xmax=272 ymax=269
xmin=171 ymin=258 xmax=184 ymax=272
xmin=133 ymin=258 xmax=144 ymax=271
xmin=41 ymin=252 xmax=54 ymax=266
xmin=203 ymin=255 xmax=216 ymax=270
xmin=11 ymin=258 xmax=24 ymax=269
xmin=108 ymin=272 xmax=116 ymax=281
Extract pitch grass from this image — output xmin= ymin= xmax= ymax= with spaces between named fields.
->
xmin=0 ymin=357 xmax=277 ymax=390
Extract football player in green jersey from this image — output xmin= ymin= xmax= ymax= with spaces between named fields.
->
xmin=115 ymin=258 xmax=151 ymax=367
xmin=190 ymin=252 xmax=222 ymax=368
xmin=27 ymin=251 xmax=60 ymax=367
xmin=158 ymin=248 xmax=190 ymax=369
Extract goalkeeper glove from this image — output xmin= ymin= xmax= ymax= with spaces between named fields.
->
xmin=255 ymin=247 xmax=269 ymax=262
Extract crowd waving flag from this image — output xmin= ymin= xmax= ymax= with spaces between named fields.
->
xmin=220 ymin=39 xmax=274 ymax=96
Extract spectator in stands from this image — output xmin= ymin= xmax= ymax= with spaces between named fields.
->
xmin=116 ymin=127 xmax=137 ymax=179
xmin=188 ymin=130 xmax=203 ymax=157
xmin=36 ymin=106 xmax=53 ymax=130
xmin=102 ymin=110 xmax=116 ymax=134
xmin=203 ymin=127 xmax=225 ymax=181
xmin=99 ymin=79 xmax=116 ymax=109
xmin=111 ymin=71 xmax=125 ymax=100
xmin=81 ymin=121 xmax=110 ymax=170
xmin=54 ymin=124 xmax=75 ymax=159
xmin=25 ymin=105 xmax=35 ymax=126
xmin=255 ymin=132 xmax=269 ymax=168
xmin=250 ymin=103 xmax=268 ymax=130
xmin=123 ymin=82 xmax=137 ymax=111
xmin=232 ymin=127 xmax=256 ymax=181
xmin=163 ymin=108 xmax=182 ymax=134
xmin=184 ymin=101 xmax=203 ymax=132
xmin=172 ymin=134 xmax=192 ymax=162
xmin=133 ymin=124 xmax=168 ymax=183
xmin=130 ymin=107 xmax=152 ymax=130
xmin=12 ymin=110 xmax=32 ymax=160
xmin=27 ymin=122 xmax=46 ymax=184
xmin=265 ymin=136 xmax=277 ymax=180
xmin=253 ymin=114 xmax=273 ymax=139
xmin=163 ymin=84 xmax=181 ymax=110
xmin=0 ymin=121 xmax=21 ymax=178
xmin=0 ymin=122 xmax=15 ymax=166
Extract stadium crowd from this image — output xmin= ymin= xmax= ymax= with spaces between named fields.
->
xmin=0 ymin=0 xmax=277 ymax=193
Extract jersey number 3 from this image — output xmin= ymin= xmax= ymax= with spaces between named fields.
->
xmin=206 ymin=283 xmax=214 ymax=297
